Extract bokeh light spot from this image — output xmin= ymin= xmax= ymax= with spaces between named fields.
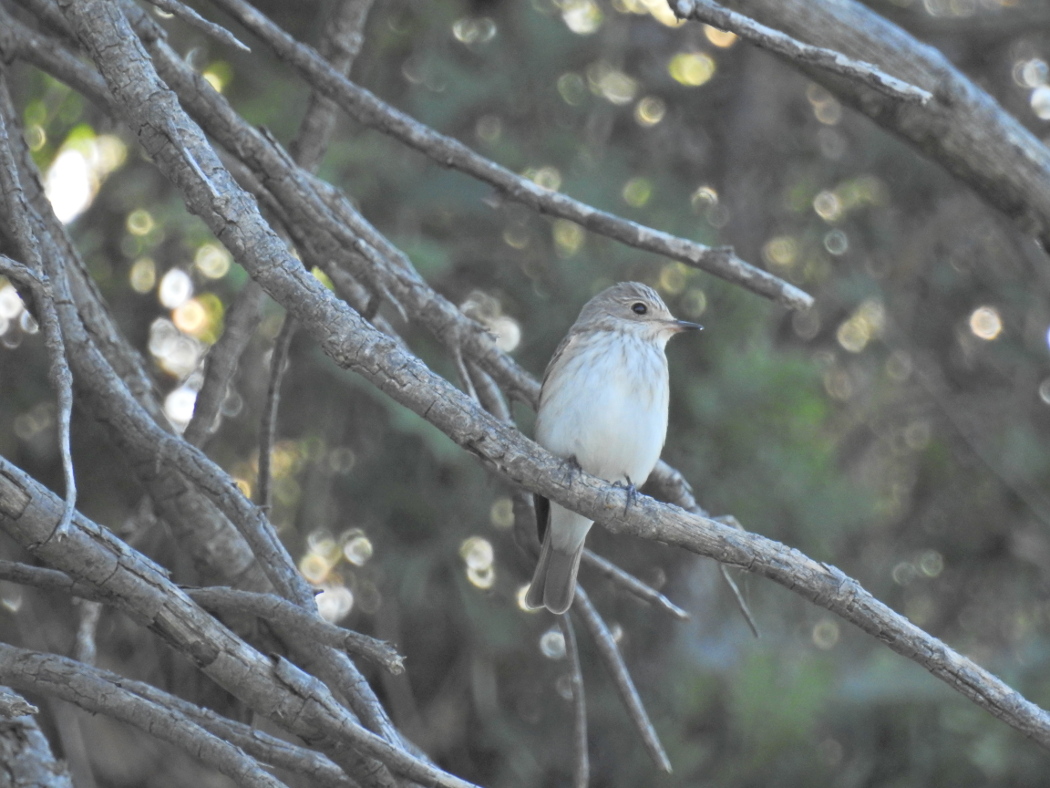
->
xmin=475 ymin=114 xmax=503 ymax=141
xmin=159 ymin=268 xmax=193 ymax=309
xmin=194 ymin=243 xmax=231 ymax=279
xmin=553 ymin=220 xmax=585 ymax=256
xmin=539 ymin=628 xmax=566 ymax=659
xmin=634 ymin=96 xmax=666 ymax=126
xmin=668 ymin=52 xmax=716 ymax=87
xmin=452 ymin=16 xmax=497 ymax=44
xmin=703 ymin=25 xmax=737 ymax=47
xmin=343 ymin=531 xmax=374 ymax=566
xmin=812 ymin=619 xmax=840 ymax=650
xmin=622 ymin=177 xmax=652 ymax=207
xmin=129 ymin=258 xmax=156 ymax=293
xmin=1032 ymin=86 xmax=1050 ymax=120
xmin=559 ymin=0 xmax=603 ymax=34
xmin=824 ymin=229 xmax=849 ymax=255
xmin=0 ymin=284 xmax=25 ymax=320
xmin=490 ymin=498 xmax=515 ymax=529
xmin=813 ymin=190 xmax=843 ymax=222
xmin=316 ymin=584 xmax=354 ymax=623
xmin=163 ymin=385 xmax=197 ymax=432
xmin=968 ymin=306 xmax=1002 ymax=340
xmin=587 ymin=62 xmax=637 ymax=105
xmin=557 ymin=73 xmax=588 ymax=106
xmin=172 ymin=298 xmax=208 ymax=336
xmin=762 ymin=235 xmax=799 ymax=267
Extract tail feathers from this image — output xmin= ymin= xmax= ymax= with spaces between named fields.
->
xmin=525 ymin=533 xmax=585 ymax=615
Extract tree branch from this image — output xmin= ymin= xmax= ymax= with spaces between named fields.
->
xmin=673 ymin=0 xmax=931 ymax=104
xmin=574 ymin=588 xmax=671 ymax=772
xmin=0 ymin=644 xmax=289 ymax=788
xmin=207 ymin=0 xmax=813 ymax=311
xmin=187 ymin=586 xmax=405 ymax=675
xmin=718 ymin=0 xmax=1050 ymax=254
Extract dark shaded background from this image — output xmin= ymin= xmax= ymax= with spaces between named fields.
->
xmin=3 ymin=0 xmax=1050 ymax=785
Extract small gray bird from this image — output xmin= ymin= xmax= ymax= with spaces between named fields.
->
xmin=525 ymin=282 xmax=701 ymax=614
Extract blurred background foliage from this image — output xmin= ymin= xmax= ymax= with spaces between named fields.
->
xmin=3 ymin=0 xmax=1050 ymax=785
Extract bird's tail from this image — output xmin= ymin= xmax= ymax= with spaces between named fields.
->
xmin=525 ymin=527 xmax=586 ymax=615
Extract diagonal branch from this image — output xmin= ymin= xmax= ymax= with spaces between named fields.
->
xmin=574 ymin=588 xmax=671 ymax=772
xmin=673 ymin=0 xmax=931 ymax=104
xmin=141 ymin=0 xmax=249 ymax=51
xmin=206 ymin=0 xmax=812 ymax=311
xmin=0 ymin=644 xmax=289 ymax=788
xmin=187 ymin=586 xmax=405 ymax=675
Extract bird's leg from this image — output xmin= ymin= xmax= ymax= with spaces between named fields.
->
xmin=615 ymin=475 xmax=640 ymax=515
xmin=563 ymin=455 xmax=582 ymax=485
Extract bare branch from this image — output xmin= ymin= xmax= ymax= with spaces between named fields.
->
xmin=673 ymin=0 xmax=931 ymax=104
xmin=72 ymin=600 xmax=102 ymax=665
xmin=718 ymin=0 xmax=1050 ymax=254
xmin=580 ymin=549 xmax=689 ymax=621
xmin=258 ymin=314 xmax=296 ymax=511
xmin=184 ymin=281 xmax=265 ymax=447
xmin=187 ymin=586 xmax=405 ymax=675
xmin=140 ymin=0 xmax=250 ymax=51
xmin=557 ymin=614 xmax=589 ymax=788
xmin=0 ymin=457 xmax=481 ymax=788
xmin=0 ymin=260 xmax=75 ymax=541
xmin=573 ymin=588 xmax=671 ymax=772
xmin=0 ymin=644 xmax=290 ymax=788
xmin=290 ymin=0 xmax=376 ymax=172
xmin=207 ymin=0 xmax=813 ymax=311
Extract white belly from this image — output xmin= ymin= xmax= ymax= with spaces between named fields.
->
xmin=536 ymin=333 xmax=669 ymax=486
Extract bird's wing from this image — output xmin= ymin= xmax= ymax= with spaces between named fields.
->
xmin=534 ymin=493 xmax=550 ymax=543
xmin=540 ymin=330 xmax=581 ymax=393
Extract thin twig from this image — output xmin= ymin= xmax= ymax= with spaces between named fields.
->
xmin=646 ymin=463 xmax=759 ymax=633
xmin=72 ymin=600 xmax=102 ymax=665
xmin=206 ymin=0 xmax=813 ymax=311
xmin=258 ymin=314 xmax=296 ymax=511
xmin=673 ymin=0 xmax=931 ymax=105
xmin=289 ymin=0 xmax=376 ymax=172
xmin=580 ymin=550 xmax=689 ymax=621
xmin=0 ymin=253 xmax=75 ymax=538
xmin=453 ymin=346 xmax=479 ymax=404
xmin=557 ymin=614 xmax=589 ymax=788
xmin=187 ymin=586 xmax=405 ymax=674
xmin=0 ymin=82 xmax=77 ymax=540
xmin=573 ymin=587 xmax=672 ymax=773
xmin=141 ymin=0 xmax=250 ymax=51
xmin=184 ymin=280 xmax=265 ymax=447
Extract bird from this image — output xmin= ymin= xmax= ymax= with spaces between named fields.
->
xmin=525 ymin=281 xmax=701 ymax=614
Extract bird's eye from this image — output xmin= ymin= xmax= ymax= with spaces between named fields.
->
xmin=631 ymin=302 xmax=648 ymax=315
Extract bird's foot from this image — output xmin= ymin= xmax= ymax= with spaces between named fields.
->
xmin=564 ymin=455 xmax=582 ymax=485
xmin=615 ymin=476 xmax=640 ymax=515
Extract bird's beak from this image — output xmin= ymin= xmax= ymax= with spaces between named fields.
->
xmin=668 ymin=319 xmax=703 ymax=333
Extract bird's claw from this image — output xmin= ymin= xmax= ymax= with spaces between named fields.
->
xmin=564 ymin=455 xmax=582 ymax=485
xmin=615 ymin=476 xmax=639 ymax=515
